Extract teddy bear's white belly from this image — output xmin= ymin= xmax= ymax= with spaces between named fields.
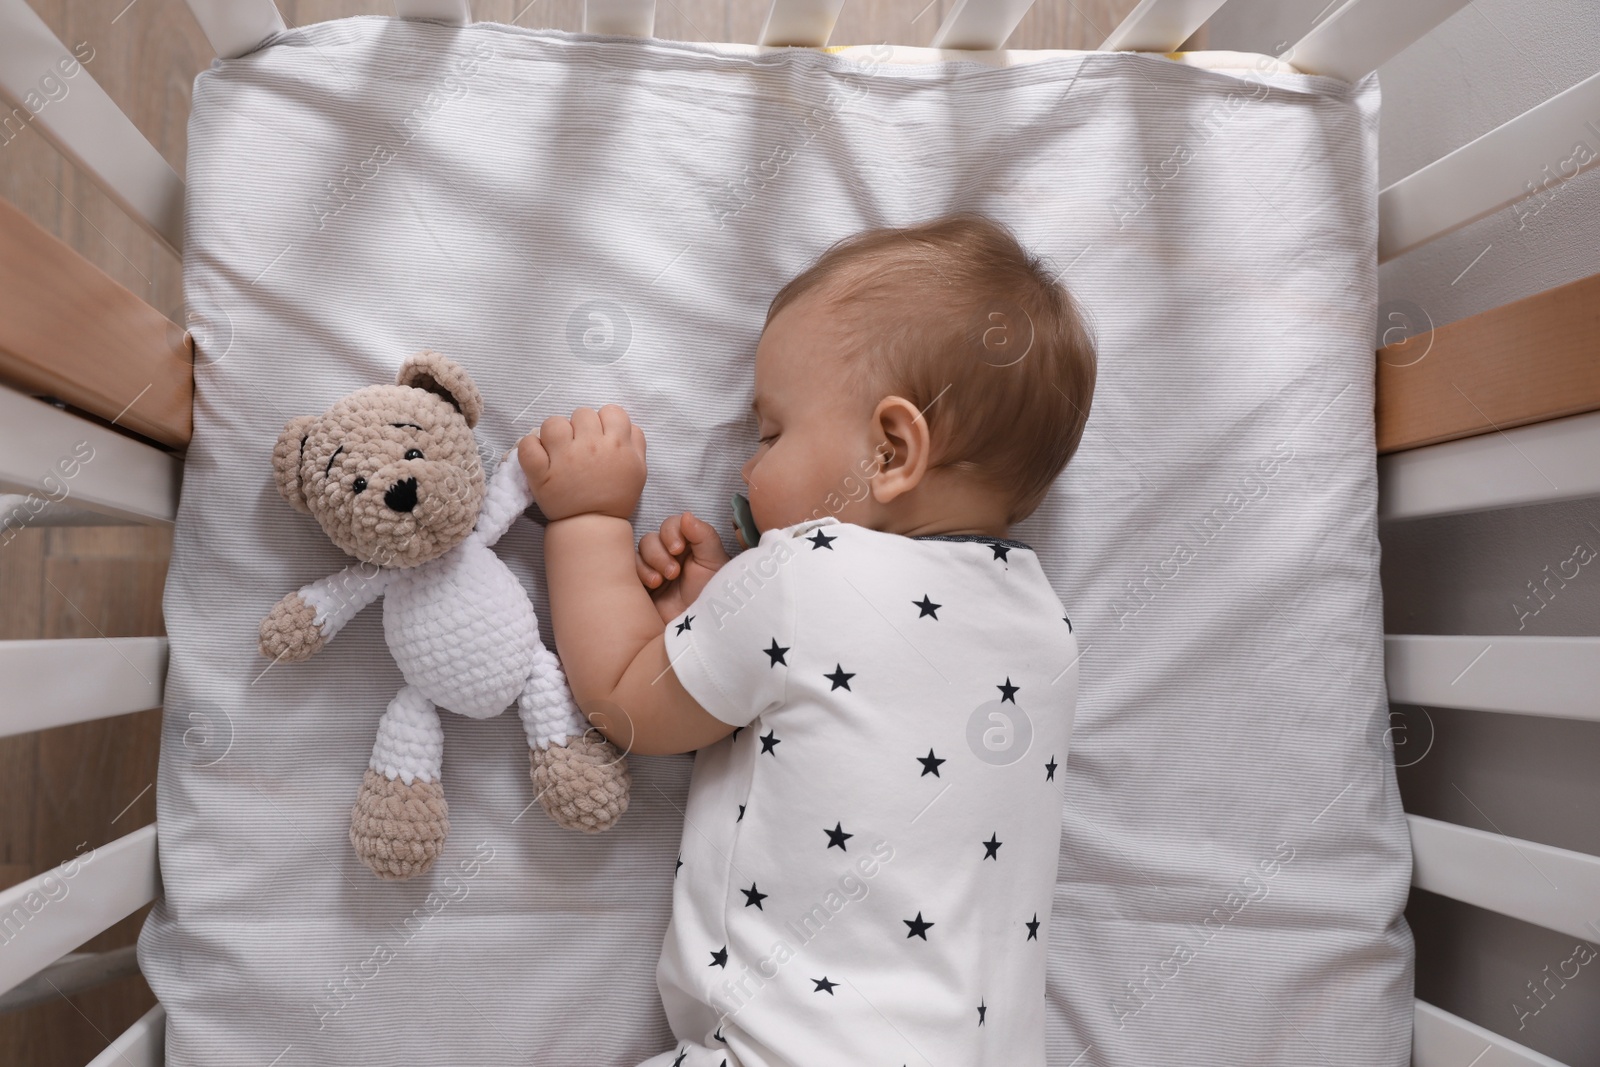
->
xmin=383 ymin=541 xmax=537 ymax=718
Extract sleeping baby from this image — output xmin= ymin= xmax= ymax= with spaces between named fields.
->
xmin=516 ymin=211 xmax=1097 ymax=1066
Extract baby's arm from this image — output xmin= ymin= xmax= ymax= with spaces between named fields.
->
xmin=518 ymin=405 xmax=734 ymax=757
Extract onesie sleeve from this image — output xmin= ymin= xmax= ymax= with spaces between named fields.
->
xmin=662 ymin=533 xmax=800 ymax=729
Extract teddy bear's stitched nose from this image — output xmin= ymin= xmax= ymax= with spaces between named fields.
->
xmin=384 ymin=477 xmax=419 ymax=513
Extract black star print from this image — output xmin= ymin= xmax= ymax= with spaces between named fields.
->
xmin=917 ymin=749 xmax=946 ymax=777
xmin=982 ymin=833 xmax=1002 ymax=860
xmin=825 ymin=664 xmax=854 ymax=690
xmin=709 ymin=945 xmax=728 ymax=968
xmin=732 ymin=726 xmax=743 ymax=741
xmin=675 ymin=615 xmax=694 ymax=635
xmin=913 ymin=594 xmax=941 ymax=619
xmin=742 ymin=883 xmax=768 ymax=910
xmin=904 ymin=912 xmax=934 ymax=939
xmin=760 ymin=729 xmax=781 ymax=755
xmin=824 ymin=822 xmax=853 ymax=851
xmin=1045 ymin=755 xmax=1058 ymax=782
xmin=1063 ymin=614 xmax=1073 ymax=632
xmin=977 ymin=999 xmax=987 ymax=1025
xmin=1026 ymin=913 xmax=1040 ymax=940
xmin=807 ymin=528 xmax=836 ymax=550
xmin=813 ymin=976 xmax=838 ymax=995
xmin=737 ymin=803 xmax=745 ymax=822
xmin=675 ymin=854 xmax=683 ymax=876
xmin=712 ymin=1026 xmax=726 ymax=1043
xmin=990 ymin=541 xmax=1009 ymax=562
xmin=672 ymin=1049 xmax=686 ymax=1067
xmin=997 ymin=677 xmax=1019 ymax=703
xmin=764 ymin=638 xmax=789 ymax=666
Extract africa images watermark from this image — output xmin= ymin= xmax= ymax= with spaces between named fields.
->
xmin=310 ymin=40 xmax=497 ymax=232
xmin=708 ymin=838 xmax=896 ymax=1024
xmin=1 ymin=441 xmax=96 ymax=547
xmin=0 ymin=41 xmax=97 ymax=150
xmin=1111 ymin=840 xmax=1297 ymax=1029
xmin=311 ymin=839 xmax=496 ymax=1030
xmin=712 ymin=43 xmax=894 ymax=229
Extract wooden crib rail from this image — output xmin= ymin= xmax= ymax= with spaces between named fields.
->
xmin=1376 ymin=271 xmax=1600 ymax=455
xmin=0 ymin=825 xmax=160 ymax=1004
xmin=0 ymin=0 xmax=183 ymax=253
xmin=0 ymin=199 xmax=192 ymax=450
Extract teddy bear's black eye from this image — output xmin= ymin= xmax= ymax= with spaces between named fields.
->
xmin=352 ymin=476 xmax=368 ymax=494
xmin=404 ymin=449 xmax=424 ymax=461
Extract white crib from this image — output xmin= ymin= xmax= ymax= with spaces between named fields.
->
xmin=0 ymin=0 xmax=1597 ymax=1064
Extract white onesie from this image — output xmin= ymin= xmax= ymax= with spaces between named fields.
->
xmin=641 ymin=516 xmax=1079 ymax=1067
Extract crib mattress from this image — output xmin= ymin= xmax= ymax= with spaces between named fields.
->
xmin=143 ymin=17 xmax=1409 ymax=1066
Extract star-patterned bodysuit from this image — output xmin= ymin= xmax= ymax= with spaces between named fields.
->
xmin=638 ymin=516 xmax=1079 ymax=1067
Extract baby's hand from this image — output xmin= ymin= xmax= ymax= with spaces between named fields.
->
xmin=517 ymin=405 xmax=646 ymax=522
xmin=637 ymin=511 xmax=731 ymax=624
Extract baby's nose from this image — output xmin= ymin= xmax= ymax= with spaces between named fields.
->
xmin=385 ymin=477 xmax=419 ymax=513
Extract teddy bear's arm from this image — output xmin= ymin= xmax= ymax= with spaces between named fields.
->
xmin=258 ymin=564 xmax=393 ymax=662
xmin=471 ymin=450 xmax=537 ymax=549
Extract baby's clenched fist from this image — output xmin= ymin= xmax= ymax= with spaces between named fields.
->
xmin=518 ymin=404 xmax=647 ymax=522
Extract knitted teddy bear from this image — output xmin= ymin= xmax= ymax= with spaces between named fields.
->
xmin=258 ymin=351 xmax=631 ymax=880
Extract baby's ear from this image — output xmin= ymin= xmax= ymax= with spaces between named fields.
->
xmin=397 ymin=351 xmax=483 ymax=429
xmin=272 ymin=415 xmax=319 ymax=514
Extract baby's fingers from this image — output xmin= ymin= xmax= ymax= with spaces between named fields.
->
xmin=679 ymin=511 xmax=732 ymax=566
xmin=658 ymin=512 xmax=685 ymax=555
xmin=638 ymin=531 xmax=681 ymax=584
xmin=635 ymin=551 xmax=665 ymax=590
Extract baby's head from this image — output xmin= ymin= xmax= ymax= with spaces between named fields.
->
xmin=741 ymin=212 xmax=1097 ymax=539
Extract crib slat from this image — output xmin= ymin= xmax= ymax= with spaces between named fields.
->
xmin=1280 ymin=0 xmax=1471 ymax=82
xmin=584 ymin=0 xmax=656 ymax=36
xmin=86 ymin=1003 xmax=165 ymax=1067
xmin=1099 ymin=0 xmax=1228 ymax=52
xmin=930 ymin=0 xmax=1036 ymax=50
xmin=393 ymin=0 xmax=471 ymax=24
xmin=758 ymin=0 xmax=847 ymax=47
xmin=0 ymin=824 xmax=159 ymax=999
xmin=1385 ymin=636 xmax=1600 ymax=724
xmin=0 ymin=390 xmax=182 ymax=526
xmin=1409 ymin=815 xmax=1600 ymax=945
xmin=0 ymin=198 xmax=193 ymax=449
xmin=1376 ymin=409 xmax=1600 ymax=521
xmin=183 ymin=0 xmax=286 ymax=59
xmin=0 ymin=638 xmax=168 ymax=738
xmin=1379 ymin=70 xmax=1600 ymax=262
xmin=0 ymin=0 xmax=183 ymax=253
xmin=1414 ymin=1000 xmax=1568 ymax=1067
xmin=1377 ymin=271 xmax=1600 ymax=455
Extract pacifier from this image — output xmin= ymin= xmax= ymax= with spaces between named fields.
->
xmin=731 ymin=491 xmax=760 ymax=551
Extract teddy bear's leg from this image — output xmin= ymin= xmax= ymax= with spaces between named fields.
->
xmin=518 ymin=646 xmax=631 ymax=834
xmin=350 ymin=685 xmax=450 ymax=880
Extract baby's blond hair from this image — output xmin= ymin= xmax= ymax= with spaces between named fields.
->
xmin=766 ymin=212 xmax=1098 ymax=526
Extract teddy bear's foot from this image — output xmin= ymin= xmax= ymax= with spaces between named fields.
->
xmin=530 ymin=733 xmax=631 ymax=834
xmin=349 ymin=767 xmax=450 ymax=880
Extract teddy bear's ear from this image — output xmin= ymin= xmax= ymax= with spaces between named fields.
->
xmin=396 ymin=351 xmax=484 ymax=429
xmin=272 ymin=415 xmax=319 ymax=515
